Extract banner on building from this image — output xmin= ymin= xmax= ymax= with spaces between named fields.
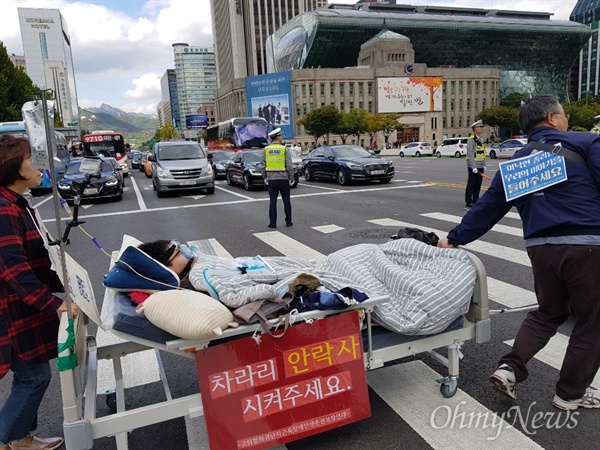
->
xmin=185 ymin=114 xmax=208 ymax=129
xmin=377 ymin=77 xmax=443 ymax=113
xmin=245 ymin=71 xmax=294 ymax=140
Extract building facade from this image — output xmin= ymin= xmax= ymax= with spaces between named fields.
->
xmin=209 ymin=0 xmax=327 ymax=88
xmin=9 ymin=54 xmax=26 ymax=70
xmin=267 ymin=3 xmax=590 ymax=101
xmin=215 ymin=30 xmax=500 ymax=147
xmin=172 ymin=43 xmax=217 ymax=131
xmin=160 ymin=69 xmax=180 ymax=129
xmin=196 ymin=102 xmax=217 ymax=128
xmin=17 ymin=7 xmax=79 ymax=125
xmin=571 ymin=0 xmax=600 ymax=98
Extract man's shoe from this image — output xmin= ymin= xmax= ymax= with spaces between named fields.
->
xmin=268 ymin=224 xmax=277 ymax=229
xmin=552 ymin=387 xmax=600 ymax=410
xmin=489 ymin=364 xmax=517 ymax=400
xmin=465 ymin=203 xmax=473 ymax=209
xmin=9 ymin=436 xmax=64 ymax=450
xmin=286 ymin=222 xmax=293 ymax=227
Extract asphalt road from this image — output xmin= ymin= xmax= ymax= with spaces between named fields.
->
xmin=1 ymin=154 xmax=591 ymax=450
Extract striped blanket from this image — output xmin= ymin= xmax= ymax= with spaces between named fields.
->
xmin=188 ymin=239 xmax=476 ymax=335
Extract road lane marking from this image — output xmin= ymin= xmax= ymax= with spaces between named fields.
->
xmin=254 ymin=231 xmax=326 ymax=263
xmin=421 ymin=212 xmax=523 ymax=237
xmin=313 ymin=224 xmax=344 ymax=233
xmin=130 ymin=176 xmax=147 ymax=211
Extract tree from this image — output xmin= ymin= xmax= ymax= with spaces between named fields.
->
xmin=155 ymin=123 xmax=180 ymax=140
xmin=298 ymin=105 xmax=341 ymax=144
xmin=500 ymin=92 xmax=529 ymax=108
xmin=379 ymin=113 xmax=405 ymax=146
xmin=478 ymin=106 xmax=520 ymax=136
xmin=0 ymin=41 xmax=38 ymax=121
xmin=336 ymin=108 xmax=368 ymax=144
xmin=406 ymin=77 xmax=443 ymax=112
xmin=335 ymin=111 xmax=353 ymax=144
xmin=366 ymin=113 xmax=386 ymax=147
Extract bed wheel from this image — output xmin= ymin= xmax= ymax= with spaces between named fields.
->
xmin=440 ymin=383 xmax=457 ymax=398
xmin=106 ymin=392 xmax=117 ymax=410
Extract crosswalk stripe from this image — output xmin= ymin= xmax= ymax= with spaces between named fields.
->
xmin=505 ymin=211 xmax=520 ymax=220
xmin=421 ymin=212 xmax=523 ymax=238
xmin=312 ymin=224 xmax=344 ymax=233
xmin=368 ymin=361 xmax=542 ymax=449
xmin=254 ymin=231 xmax=326 ymax=263
xmin=487 ymin=278 xmax=537 ymax=309
xmin=505 ymin=335 xmax=600 ymax=391
xmin=368 ymin=218 xmax=531 ymax=267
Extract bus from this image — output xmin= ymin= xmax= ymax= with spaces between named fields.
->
xmin=206 ymin=117 xmax=270 ymax=152
xmin=0 ymin=121 xmax=68 ymax=193
xmin=82 ymin=130 xmax=129 ymax=176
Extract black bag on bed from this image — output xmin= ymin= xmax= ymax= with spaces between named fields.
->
xmin=390 ymin=227 xmax=439 ymax=246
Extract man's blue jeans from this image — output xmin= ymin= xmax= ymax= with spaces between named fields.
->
xmin=0 ymin=352 xmax=52 ymax=445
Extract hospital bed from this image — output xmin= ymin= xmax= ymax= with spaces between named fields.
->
xmin=58 ymin=241 xmax=490 ymax=450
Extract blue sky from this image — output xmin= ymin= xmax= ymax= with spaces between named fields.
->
xmin=0 ymin=0 xmax=579 ymax=115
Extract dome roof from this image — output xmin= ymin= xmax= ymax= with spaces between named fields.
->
xmin=361 ymin=29 xmax=410 ymax=49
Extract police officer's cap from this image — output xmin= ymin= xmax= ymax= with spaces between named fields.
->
xmin=595 ymin=115 xmax=600 ymax=122
xmin=471 ymin=120 xmax=484 ymax=129
xmin=269 ymin=128 xmax=282 ymax=138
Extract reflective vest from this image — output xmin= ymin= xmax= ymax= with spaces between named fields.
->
xmin=264 ymin=143 xmax=286 ymax=171
xmin=591 ymin=126 xmax=600 ymax=135
xmin=468 ymin=134 xmax=486 ymax=161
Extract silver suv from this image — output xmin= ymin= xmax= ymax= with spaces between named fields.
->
xmin=149 ymin=140 xmax=215 ymax=197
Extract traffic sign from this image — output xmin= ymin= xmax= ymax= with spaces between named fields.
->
xmin=67 ymin=122 xmax=78 ymax=127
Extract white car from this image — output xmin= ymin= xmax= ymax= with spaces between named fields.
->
xmin=436 ymin=137 xmax=469 ymax=158
xmin=488 ymin=138 xmax=527 ymax=159
xmin=399 ymin=142 xmax=433 ymax=157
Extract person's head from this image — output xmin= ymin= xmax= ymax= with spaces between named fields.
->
xmin=471 ymin=120 xmax=485 ymax=135
xmin=594 ymin=114 xmax=600 ymax=126
xmin=0 ymin=135 xmax=42 ymax=193
xmin=518 ymin=95 xmax=569 ymax=134
xmin=269 ymin=128 xmax=282 ymax=142
xmin=138 ymin=240 xmax=193 ymax=279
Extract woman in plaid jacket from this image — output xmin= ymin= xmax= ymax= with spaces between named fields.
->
xmin=0 ymin=135 xmax=78 ymax=450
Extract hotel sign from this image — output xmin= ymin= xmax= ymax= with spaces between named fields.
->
xmin=25 ymin=17 xmax=55 ymax=29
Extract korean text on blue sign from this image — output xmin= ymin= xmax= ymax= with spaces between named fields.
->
xmin=499 ymin=151 xmax=567 ymax=201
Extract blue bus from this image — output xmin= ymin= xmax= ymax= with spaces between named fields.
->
xmin=0 ymin=121 xmax=68 ymax=193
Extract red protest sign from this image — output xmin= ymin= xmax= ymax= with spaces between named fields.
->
xmin=195 ymin=311 xmax=370 ymax=449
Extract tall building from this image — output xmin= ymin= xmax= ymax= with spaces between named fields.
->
xmin=172 ymin=43 xmax=217 ymax=131
xmin=17 ymin=7 xmax=79 ymax=125
xmin=209 ymin=0 xmax=327 ymax=87
xmin=570 ymin=0 xmax=600 ymax=98
xmin=9 ymin=54 xmax=26 ymax=70
xmin=160 ymin=69 xmax=180 ymax=128
xmin=268 ymin=4 xmax=589 ymax=100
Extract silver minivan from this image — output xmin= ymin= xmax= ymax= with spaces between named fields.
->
xmin=149 ymin=140 xmax=215 ymax=197
xmin=436 ymin=137 xmax=469 ymax=158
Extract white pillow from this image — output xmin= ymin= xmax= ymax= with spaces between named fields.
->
xmin=136 ymin=289 xmax=238 ymax=340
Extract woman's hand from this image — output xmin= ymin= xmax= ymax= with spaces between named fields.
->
xmin=57 ymin=300 xmax=79 ymax=318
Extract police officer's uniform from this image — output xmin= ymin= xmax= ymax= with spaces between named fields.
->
xmin=465 ymin=119 xmax=487 ymax=207
xmin=261 ymin=128 xmax=294 ymax=228
xmin=590 ymin=115 xmax=600 ymax=135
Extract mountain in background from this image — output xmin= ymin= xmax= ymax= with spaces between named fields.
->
xmin=79 ymin=104 xmax=159 ymax=146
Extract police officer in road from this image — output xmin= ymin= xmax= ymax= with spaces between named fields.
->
xmin=590 ymin=115 xmax=600 ymax=135
xmin=465 ymin=119 xmax=487 ymax=208
xmin=261 ymin=128 xmax=294 ymax=228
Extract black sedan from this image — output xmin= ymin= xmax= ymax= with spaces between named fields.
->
xmin=57 ymin=157 xmax=124 ymax=203
xmin=208 ymin=150 xmax=235 ymax=179
xmin=302 ymin=145 xmax=394 ymax=185
xmin=225 ymin=150 xmax=266 ymax=191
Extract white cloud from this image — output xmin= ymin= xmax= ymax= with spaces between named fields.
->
xmin=124 ymin=72 xmax=162 ymax=100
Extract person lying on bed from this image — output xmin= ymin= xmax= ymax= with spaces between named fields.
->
xmin=137 ymin=240 xmax=195 ymax=289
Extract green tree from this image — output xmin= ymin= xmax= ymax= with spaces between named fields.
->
xmin=500 ymin=92 xmax=529 ymax=108
xmin=366 ymin=113 xmax=386 ymax=147
xmin=335 ymin=111 xmax=353 ymax=144
xmin=156 ymin=123 xmax=180 ymax=140
xmin=0 ymin=41 xmax=38 ymax=121
xmin=478 ymin=106 xmax=520 ymax=136
xmin=379 ymin=113 xmax=405 ymax=146
xmin=298 ymin=105 xmax=341 ymax=144
xmin=338 ymin=108 xmax=369 ymax=144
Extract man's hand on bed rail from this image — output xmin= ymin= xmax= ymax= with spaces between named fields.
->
xmin=57 ymin=300 xmax=79 ymax=318
xmin=437 ymin=238 xmax=458 ymax=248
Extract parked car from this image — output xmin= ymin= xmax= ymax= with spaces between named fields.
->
xmin=302 ymin=145 xmax=394 ymax=185
xmin=436 ymin=137 xmax=470 ymax=158
xmin=286 ymin=146 xmax=303 ymax=188
xmin=399 ymin=142 xmax=433 ymax=157
xmin=489 ymin=138 xmax=527 ymax=159
xmin=208 ymin=150 xmax=235 ymax=179
xmin=57 ymin=157 xmax=123 ymax=203
xmin=149 ymin=140 xmax=215 ymax=197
